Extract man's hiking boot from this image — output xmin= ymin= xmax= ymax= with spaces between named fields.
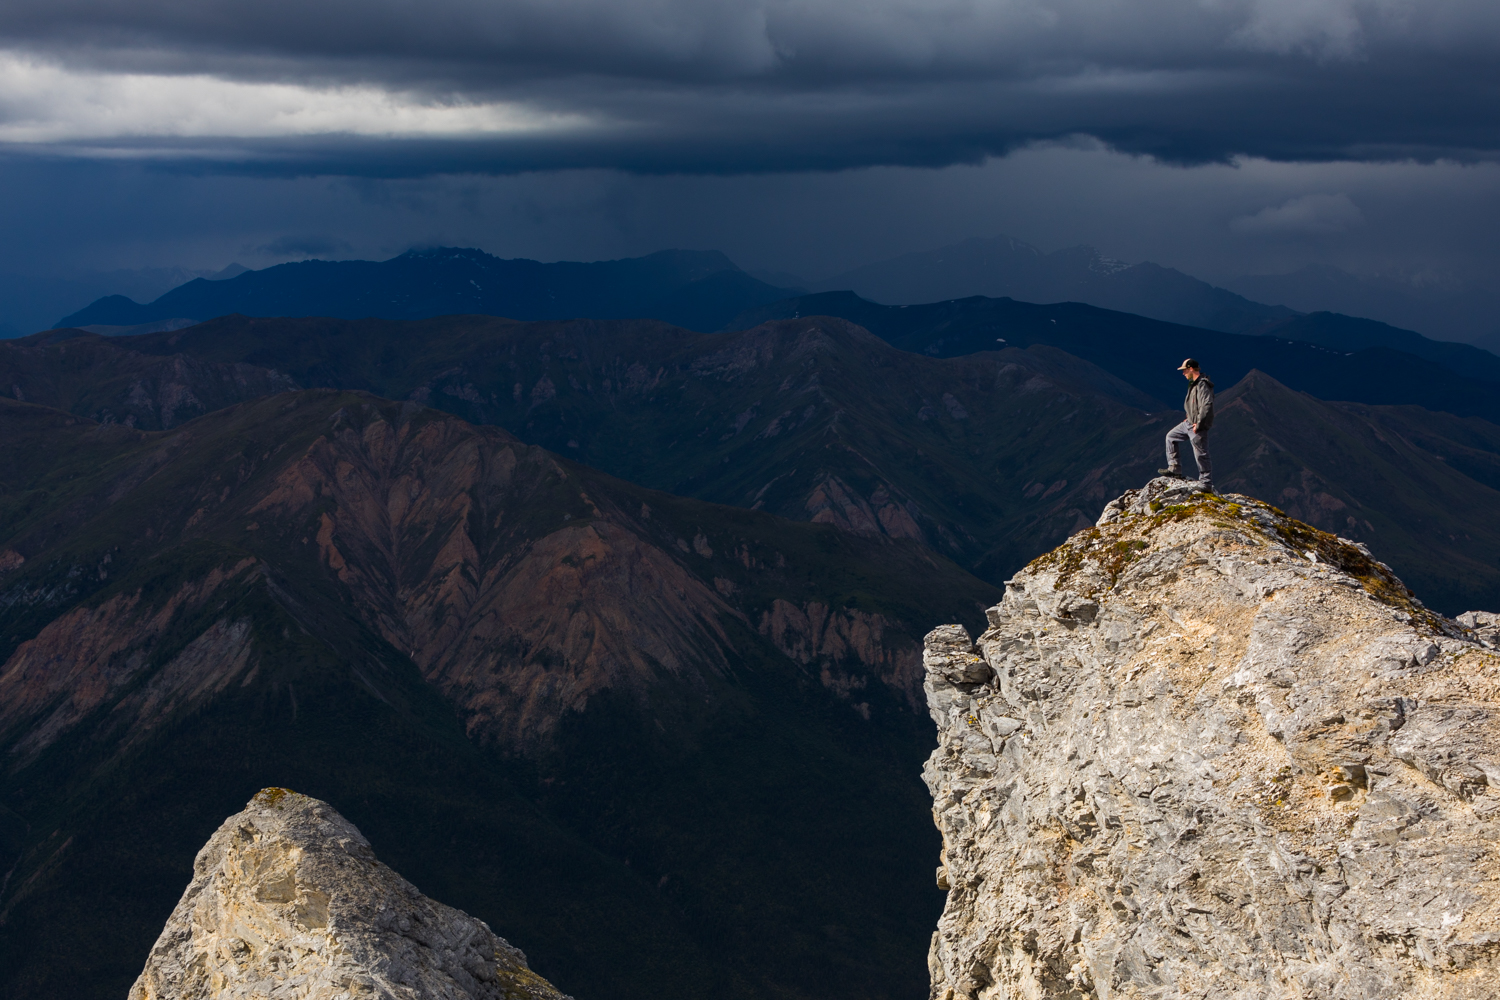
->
xmin=1157 ymin=468 xmax=1188 ymax=479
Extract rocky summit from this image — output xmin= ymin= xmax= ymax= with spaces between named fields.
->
xmin=129 ymin=789 xmax=571 ymax=1000
xmin=922 ymin=477 xmax=1500 ymax=999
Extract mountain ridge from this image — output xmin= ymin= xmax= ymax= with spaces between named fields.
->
xmin=1227 ymin=262 xmax=1500 ymax=353
xmin=810 ymin=234 xmax=1299 ymax=335
xmin=53 ymin=247 xmax=801 ymax=334
xmin=9 ymin=313 xmax=1500 ymax=612
xmin=47 ymin=236 xmax=1497 ymax=387
xmin=810 ymin=235 xmax=1500 ymax=364
xmin=0 ymin=387 xmax=996 ymax=1000
xmin=726 ymin=291 xmax=1500 ymax=416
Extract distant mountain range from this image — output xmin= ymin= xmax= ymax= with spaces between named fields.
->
xmin=10 ymin=312 xmax=1500 ymax=613
xmin=1224 ymin=263 xmax=1500 ymax=356
xmin=54 ymin=247 xmax=800 ymax=334
xmin=729 ymin=292 xmax=1500 ymax=420
xmin=808 ymin=235 xmax=1297 ymax=334
xmin=0 ymin=263 xmax=246 ymax=339
xmin=22 ymin=230 xmax=1499 ymax=373
xmin=52 ymin=241 xmax=1500 ymax=389
xmin=801 ymin=234 xmax=1500 ymax=354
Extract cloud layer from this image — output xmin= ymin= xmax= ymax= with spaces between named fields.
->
xmin=1230 ymin=193 xmax=1364 ymax=235
xmin=1 ymin=0 xmax=1498 ymax=173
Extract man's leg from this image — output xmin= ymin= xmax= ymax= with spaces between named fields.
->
xmin=1162 ymin=421 xmax=1191 ymax=474
xmin=1190 ymin=428 xmax=1212 ymax=487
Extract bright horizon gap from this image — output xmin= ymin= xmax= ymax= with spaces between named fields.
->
xmin=0 ymin=52 xmax=593 ymax=142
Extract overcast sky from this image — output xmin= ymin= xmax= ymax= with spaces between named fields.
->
xmin=1 ymin=0 xmax=1498 ymax=294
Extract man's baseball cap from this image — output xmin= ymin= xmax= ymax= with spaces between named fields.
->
xmin=1177 ymin=358 xmax=1200 ymax=370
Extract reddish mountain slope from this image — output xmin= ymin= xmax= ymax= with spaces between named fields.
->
xmin=0 ymin=390 xmax=996 ymax=1000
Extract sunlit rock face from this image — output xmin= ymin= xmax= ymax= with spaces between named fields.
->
xmin=923 ymin=477 xmax=1500 ymax=1000
xmin=129 ymin=789 xmax=572 ymax=1000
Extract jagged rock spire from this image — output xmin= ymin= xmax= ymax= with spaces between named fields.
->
xmin=130 ymin=789 xmax=571 ymax=1000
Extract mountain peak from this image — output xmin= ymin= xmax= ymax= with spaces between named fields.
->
xmin=811 ymin=234 xmax=1292 ymax=332
xmin=129 ymin=788 xmax=572 ymax=1000
xmin=1221 ymin=366 xmax=1285 ymax=392
xmin=923 ymin=478 xmax=1499 ymax=996
xmin=1049 ymin=243 xmax=1133 ymax=276
xmin=397 ymin=245 xmax=500 ymax=263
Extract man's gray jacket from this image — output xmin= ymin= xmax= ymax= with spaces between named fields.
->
xmin=1184 ymin=376 xmax=1215 ymax=430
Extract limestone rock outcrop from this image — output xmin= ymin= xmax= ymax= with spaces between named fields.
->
xmin=130 ymin=789 xmax=571 ymax=1000
xmin=922 ymin=477 xmax=1500 ymax=999
xmin=1458 ymin=611 xmax=1499 ymax=650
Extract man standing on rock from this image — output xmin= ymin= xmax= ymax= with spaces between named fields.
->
xmin=1160 ymin=358 xmax=1214 ymax=490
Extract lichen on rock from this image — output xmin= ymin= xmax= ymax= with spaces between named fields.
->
xmin=129 ymin=788 xmax=571 ymax=1000
xmin=922 ymin=476 xmax=1500 ymax=999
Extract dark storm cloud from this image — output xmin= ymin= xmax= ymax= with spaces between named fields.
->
xmin=1 ymin=0 xmax=1498 ymax=174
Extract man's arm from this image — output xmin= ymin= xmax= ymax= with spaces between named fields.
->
xmin=1192 ymin=380 xmax=1212 ymax=433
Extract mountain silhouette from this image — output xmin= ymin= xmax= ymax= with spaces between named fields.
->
xmin=810 ymin=235 xmax=1297 ymax=333
xmin=55 ymin=247 xmax=801 ymax=333
xmin=809 ymin=235 xmax=1500 ymax=363
xmin=728 ymin=291 xmax=1500 ymax=417
xmin=1227 ymin=263 xmax=1500 ymax=354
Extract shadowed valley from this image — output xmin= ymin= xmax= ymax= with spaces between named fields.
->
xmin=0 ymin=390 xmax=995 ymax=1000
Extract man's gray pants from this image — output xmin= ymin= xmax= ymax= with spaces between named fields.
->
xmin=1165 ymin=421 xmax=1212 ymax=483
